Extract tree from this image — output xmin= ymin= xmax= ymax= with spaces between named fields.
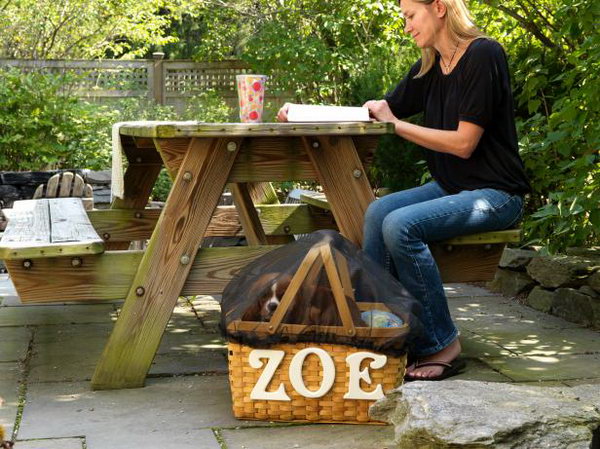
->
xmin=0 ymin=0 xmax=192 ymax=59
xmin=469 ymin=0 xmax=599 ymax=251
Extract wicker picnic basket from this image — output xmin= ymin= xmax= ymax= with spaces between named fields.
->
xmin=226 ymin=241 xmax=408 ymax=424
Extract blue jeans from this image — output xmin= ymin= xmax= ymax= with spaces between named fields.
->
xmin=363 ymin=181 xmax=523 ymax=357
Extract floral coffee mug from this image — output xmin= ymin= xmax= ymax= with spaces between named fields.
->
xmin=236 ymin=74 xmax=267 ymax=123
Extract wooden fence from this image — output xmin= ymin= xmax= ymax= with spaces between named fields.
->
xmin=0 ymin=54 xmax=292 ymax=112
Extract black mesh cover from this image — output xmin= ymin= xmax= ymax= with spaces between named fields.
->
xmin=220 ymin=230 xmax=423 ymax=356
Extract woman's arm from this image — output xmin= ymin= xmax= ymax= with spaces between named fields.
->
xmin=364 ymin=100 xmax=484 ymax=160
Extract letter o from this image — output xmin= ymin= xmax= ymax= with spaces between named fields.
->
xmin=289 ymin=347 xmax=335 ymax=398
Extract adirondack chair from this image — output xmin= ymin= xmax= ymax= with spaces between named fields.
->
xmin=33 ymin=172 xmax=94 ymax=210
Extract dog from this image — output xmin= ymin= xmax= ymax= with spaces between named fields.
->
xmin=241 ymin=272 xmax=292 ymax=322
xmin=241 ymin=272 xmax=363 ymax=327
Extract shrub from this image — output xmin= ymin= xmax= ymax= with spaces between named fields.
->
xmin=0 ymin=68 xmax=117 ymax=170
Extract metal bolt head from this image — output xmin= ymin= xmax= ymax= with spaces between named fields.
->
xmin=23 ymin=259 xmax=33 ymax=269
xmin=353 ymin=169 xmax=362 ymax=178
xmin=283 ymin=225 xmax=291 ymax=234
xmin=135 ymin=286 xmax=145 ymax=296
xmin=71 ymin=257 xmax=83 ymax=267
xmin=311 ymin=140 xmax=320 ymax=149
xmin=102 ymin=233 xmax=110 ymax=240
xmin=134 ymin=212 xmax=142 ymax=219
xmin=182 ymin=171 xmax=193 ymax=182
xmin=180 ymin=255 xmax=191 ymax=265
xmin=227 ymin=141 xmax=237 ymax=152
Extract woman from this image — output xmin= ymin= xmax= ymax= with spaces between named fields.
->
xmin=279 ymin=0 xmax=530 ymax=380
xmin=365 ymin=0 xmax=529 ymax=380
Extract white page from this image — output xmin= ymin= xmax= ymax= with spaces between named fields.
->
xmin=287 ymin=104 xmax=371 ymax=122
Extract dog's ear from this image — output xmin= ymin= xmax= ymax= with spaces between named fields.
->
xmin=247 ymin=272 xmax=278 ymax=299
xmin=274 ymin=273 xmax=293 ymax=299
xmin=241 ymin=299 xmax=263 ymax=322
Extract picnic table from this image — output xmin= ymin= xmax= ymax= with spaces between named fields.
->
xmin=0 ymin=121 xmax=520 ymax=390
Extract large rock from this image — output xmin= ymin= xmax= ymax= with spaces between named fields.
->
xmin=370 ymin=380 xmax=600 ymax=449
xmin=0 ymin=185 xmax=20 ymax=207
xmin=526 ymin=286 xmax=555 ymax=313
xmin=552 ymin=288 xmax=596 ymax=327
xmin=84 ymin=169 xmax=111 ymax=185
xmin=588 ymin=271 xmax=600 ymax=293
xmin=498 ymin=248 xmax=539 ymax=270
xmin=488 ymin=269 xmax=536 ymax=297
xmin=566 ymin=247 xmax=600 ymax=258
xmin=526 ymin=255 xmax=597 ymax=288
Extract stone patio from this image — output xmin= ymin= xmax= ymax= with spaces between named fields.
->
xmin=1 ymin=274 xmax=599 ymax=448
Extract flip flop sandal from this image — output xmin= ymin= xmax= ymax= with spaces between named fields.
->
xmin=404 ymin=358 xmax=466 ymax=382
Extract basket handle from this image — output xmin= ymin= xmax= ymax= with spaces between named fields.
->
xmin=267 ymin=245 xmax=321 ymax=334
xmin=320 ymin=244 xmax=357 ymax=336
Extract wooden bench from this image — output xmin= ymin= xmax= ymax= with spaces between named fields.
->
xmin=0 ymin=198 xmax=104 ymax=261
xmin=299 ymin=191 xmax=521 ymax=283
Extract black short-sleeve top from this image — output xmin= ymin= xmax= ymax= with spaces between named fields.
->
xmin=384 ymin=38 xmax=530 ymax=195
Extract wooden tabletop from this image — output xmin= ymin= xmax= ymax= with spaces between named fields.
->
xmin=118 ymin=121 xmax=395 ymax=138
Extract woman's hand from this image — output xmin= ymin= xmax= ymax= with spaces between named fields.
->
xmin=276 ymin=103 xmax=292 ymax=122
xmin=363 ymin=99 xmax=397 ymax=123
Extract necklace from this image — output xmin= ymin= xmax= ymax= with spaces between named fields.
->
xmin=441 ymin=42 xmax=459 ymax=74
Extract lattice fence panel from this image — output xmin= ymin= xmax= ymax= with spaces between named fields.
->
xmin=165 ymin=64 xmax=250 ymax=95
xmin=0 ymin=59 xmax=152 ymax=96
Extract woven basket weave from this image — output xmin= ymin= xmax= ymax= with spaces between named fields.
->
xmin=228 ymin=341 xmax=406 ymax=424
xmin=227 ymin=242 xmax=407 ymax=423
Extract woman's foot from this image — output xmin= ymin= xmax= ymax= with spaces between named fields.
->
xmin=405 ymin=338 xmax=462 ymax=380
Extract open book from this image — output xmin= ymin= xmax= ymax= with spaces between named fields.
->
xmin=286 ymin=104 xmax=371 ymax=122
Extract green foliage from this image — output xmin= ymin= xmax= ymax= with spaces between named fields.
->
xmin=181 ymin=90 xmax=234 ymax=122
xmin=0 ymin=68 xmax=117 ymax=170
xmin=1 ymin=0 xmax=596 ymax=253
xmin=469 ymin=0 xmax=600 ymax=252
xmin=0 ymin=69 xmax=233 ymax=187
xmin=0 ymin=0 xmax=189 ymax=59
xmin=147 ymin=90 xmax=234 ymax=201
xmin=184 ymin=0 xmax=427 ymax=192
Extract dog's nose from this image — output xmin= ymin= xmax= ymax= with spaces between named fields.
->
xmin=267 ymin=301 xmax=278 ymax=312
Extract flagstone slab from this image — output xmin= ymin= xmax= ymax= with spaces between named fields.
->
xmin=451 ymin=296 xmax=582 ymax=331
xmin=18 ymin=375 xmax=248 ymax=447
xmin=0 ymin=275 xmax=17 ymax=298
xmin=28 ymin=324 xmax=112 ymax=383
xmin=15 ymin=438 xmax=83 ymax=449
xmin=190 ymin=295 xmax=222 ymax=330
xmin=0 ymin=305 xmax=116 ymax=327
xmin=452 ymin=359 xmax=513 ymax=383
xmin=459 ymin=330 xmax=515 ymax=359
xmin=29 ymin=321 xmax=228 ymax=382
xmin=0 ymin=362 xmax=21 ymax=438
xmin=466 ymin=325 xmax=600 ymax=357
xmin=148 ymin=316 xmax=227 ymax=376
xmin=221 ymin=424 xmax=396 ymax=449
xmin=0 ymin=327 xmax=32 ymax=362
xmin=445 ymin=283 xmax=500 ymax=297
xmin=480 ymin=352 xmax=600 ymax=382
xmin=0 ymin=294 xmax=21 ymax=307
xmin=150 ymin=350 xmax=228 ymax=376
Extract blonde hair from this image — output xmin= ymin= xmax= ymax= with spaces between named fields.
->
xmin=408 ymin=0 xmax=487 ymax=78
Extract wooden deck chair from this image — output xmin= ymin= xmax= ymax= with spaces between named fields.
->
xmin=33 ymin=172 xmax=94 ymax=210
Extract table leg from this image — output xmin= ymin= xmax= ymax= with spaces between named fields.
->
xmin=91 ymin=136 xmax=242 ymax=389
xmin=105 ymin=162 xmax=163 ymax=250
xmin=230 ymin=182 xmax=268 ymax=246
xmin=302 ymin=136 xmax=375 ymax=246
